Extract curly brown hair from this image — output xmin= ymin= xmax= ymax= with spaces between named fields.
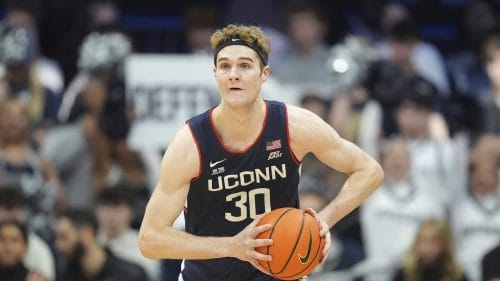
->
xmin=210 ymin=24 xmax=271 ymax=66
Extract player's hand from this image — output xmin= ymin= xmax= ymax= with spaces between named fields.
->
xmin=304 ymin=208 xmax=331 ymax=264
xmin=230 ymin=214 xmax=273 ymax=275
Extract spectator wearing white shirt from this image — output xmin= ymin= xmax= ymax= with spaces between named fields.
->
xmin=96 ymin=188 xmax=160 ymax=281
xmin=451 ymin=135 xmax=500 ymax=281
xmin=360 ymin=138 xmax=446 ymax=281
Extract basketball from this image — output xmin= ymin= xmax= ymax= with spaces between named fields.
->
xmin=256 ymin=207 xmax=325 ymax=280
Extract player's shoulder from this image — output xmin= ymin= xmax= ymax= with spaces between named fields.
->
xmin=285 ymin=103 xmax=317 ymax=119
xmin=186 ymin=109 xmax=210 ymax=127
xmin=167 ymin=124 xmax=198 ymax=158
xmin=160 ymin=124 xmax=200 ymax=180
xmin=284 ymin=103 xmax=324 ymax=133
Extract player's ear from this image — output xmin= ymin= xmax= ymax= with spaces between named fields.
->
xmin=260 ymin=65 xmax=270 ymax=82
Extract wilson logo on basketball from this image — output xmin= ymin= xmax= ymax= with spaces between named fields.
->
xmin=298 ymin=229 xmax=312 ymax=264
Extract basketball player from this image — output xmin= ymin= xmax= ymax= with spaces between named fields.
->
xmin=138 ymin=24 xmax=384 ymax=281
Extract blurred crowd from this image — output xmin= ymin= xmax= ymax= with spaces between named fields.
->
xmin=0 ymin=0 xmax=499 ymax=281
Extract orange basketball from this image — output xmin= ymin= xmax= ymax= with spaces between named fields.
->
xmin=256 ymin=207 xmax=325 ymax=280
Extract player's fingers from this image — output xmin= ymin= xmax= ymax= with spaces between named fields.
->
xmin=248 ymin=249 xmax=273 ymax=261
xmin=304 ymin=207 xmax=318 ymax=219
xmin=319 ymin=221 xmax=329 ymax=237
xmin=253 ymin=238 xmax=273 ymax=248
xmin=250 ymin=214 xmax=265 ymax=226
xmin=252 ymin=223 xmax=272 ymax=236
xmin=320 ymin=234 xmax=331 ymax=264
xmin=250 ymin=260 xmax=272 ymax=276
xmin=305 ymin=208 xmax=329 ymax=236
xmin=305 ymin=207 xmax=322 ymax=227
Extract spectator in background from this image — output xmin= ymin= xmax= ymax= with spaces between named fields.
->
xmin=223 ymin=0 xmax=290 ymax=67
xmin=480 ymin=26 xmax=500 ymax=135
xmin=3 ymin=0 xmax=65 ymax=96
xmin=0 ymin=78 xmax=8 ymax=101
xmin=96 ymin=188 xmax=160 ymax=281
xmin=180 ymin=6 xmax=218 ymax=55
xmin=57 ymin=27 xmax=131 ymax=124
xmin=329 ymin=85 xmax=382 ymax=159
xmin=392 ymin=219 xmax=467 ymax=281
xmin=39 ymin=76 xmax=100 ymax=209
xmin=392 ymin=78 xmax=455 ymax=205
xmin=298 ymin=94 xmax=338 ymax=195
xmin=55 ymin=209 xmax=149 ymax=281
xmin=272 ymin=2 xmax=332 ymax=94
xmin=0 ymin=188 xmax=55 ymax=281
xmin=41 ymin=73 xmax=150 ymax=209
xmin=325 ymin=35 xmax=382 ymax=158
xmin=377 ymin=2 xmax=450 ymax=98
xmin=360 ymin=138 xmax=446 ymax=281
xmin=0 ymin=220 xmax=47 ymax=281
xmin=300 ymin=94 xmax=330 ymax=120
xmin=482 ymin=243 xmax=500 ymax=281
xmin=446 ymin=0 xmax=495 ymax=100
xmin=0 ymin=23 xmax=61 ymax=145
xmin=0 ymin=99 xmax=63 ymax=237
xmin=450 ymin=135 xmax=500 ymax=281
xmin=103 ymin=148 xmax=150 ymax=227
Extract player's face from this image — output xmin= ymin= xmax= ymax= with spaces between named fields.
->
xmin=214 ymin=45 xmax=270 ymax=108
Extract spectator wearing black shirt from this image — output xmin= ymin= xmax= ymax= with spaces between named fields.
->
xmin=55 ymin=209 xmax=148 ymax=281
xmin=482 ymin=243 xmax=500 ymax=281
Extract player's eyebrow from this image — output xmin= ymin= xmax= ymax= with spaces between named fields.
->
xmin=217 ymin=57 xmax=255 ymax=63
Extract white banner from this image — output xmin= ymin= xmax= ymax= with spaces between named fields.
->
xmin=125 ymin=54 xmax=300 ymax=154
xmin=125 ymin=54 xmax=219 ymax=152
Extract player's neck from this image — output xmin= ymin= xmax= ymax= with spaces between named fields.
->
xmin=212 ymin=99 xmax=267 ymax=147
xmin=216 ymin=99 xmax=265 ymax=124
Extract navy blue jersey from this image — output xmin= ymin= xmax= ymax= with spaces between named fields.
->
xmin=183 ymin=100 xmax=301 ymax=281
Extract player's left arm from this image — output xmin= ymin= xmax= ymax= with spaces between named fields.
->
xmin=287 ymin=105 xmax=384 ymax=228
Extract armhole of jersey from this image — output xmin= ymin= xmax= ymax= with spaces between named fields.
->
xmin=186 ymin=121 xmax=202 ymax=181
xmin=285 ymin=104 xmax=301 ymax=166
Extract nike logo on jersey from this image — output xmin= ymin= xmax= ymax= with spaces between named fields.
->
xmin=209 ymin=158 xmax=227 ymax=168
xmin=299 ymin=228 xmax=312 ymax=264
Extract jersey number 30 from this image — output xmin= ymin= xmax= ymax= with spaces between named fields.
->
xmin=225 ymin=188 xmax=271 ymax=222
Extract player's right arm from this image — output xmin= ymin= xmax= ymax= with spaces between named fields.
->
xmin=138 ymin=125 xmax=272 ymax=271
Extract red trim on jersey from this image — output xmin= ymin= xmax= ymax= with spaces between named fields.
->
xmin=186 ymin=121 xmax=202 ymax=181
xmin=209 ymin=102 xmax=269 ymax=154
xmin=285 ymin=105 xmax=301 ymax=165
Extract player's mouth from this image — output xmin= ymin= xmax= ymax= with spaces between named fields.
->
xmin=229 ymin=87 xmax=243 ymax=91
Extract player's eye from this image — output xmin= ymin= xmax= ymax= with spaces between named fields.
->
xmin=219 ymin=63 xmax=231 ymax=70
xmin=240 ymin=63 xmax=250 ymax=69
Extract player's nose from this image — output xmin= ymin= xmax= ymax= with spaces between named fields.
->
xmin=228 ymin=66 xmax=241 ymax=80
